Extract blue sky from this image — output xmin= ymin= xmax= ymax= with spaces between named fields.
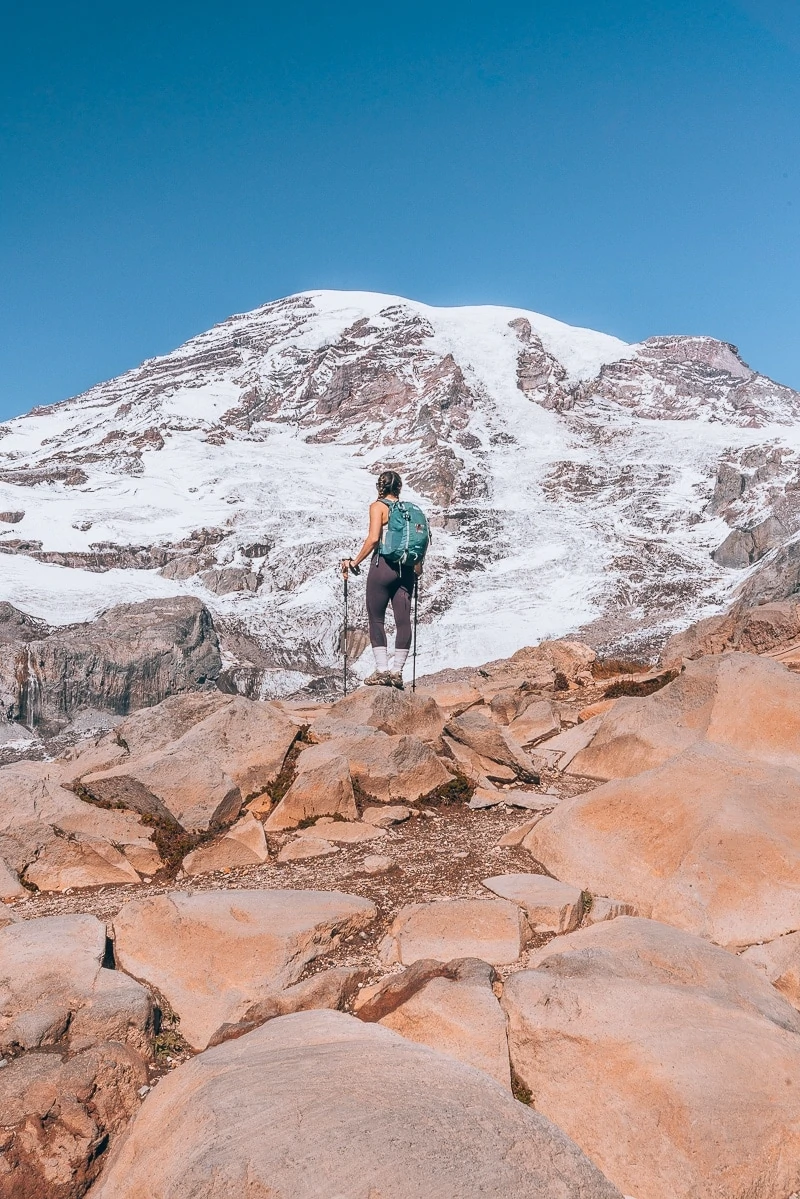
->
xmin=1 ymin=0 xmax=798 ymax=420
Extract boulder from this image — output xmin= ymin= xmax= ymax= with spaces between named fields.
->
xmin=122 ymin=839 xmax=163 ymax=876
xmin=0 ymin=757 xmax=160 ymax=891
xmin=276 ymin=837 xmax=339 ymax=861
xmin=11 ymin=595 xmax=222 ymax=734
xmin=208 ymin=966 xmax=368 ymax=1045
xmin=496 ymin=817 xmax=541 ymax=847
xmin=416 ymin=678 xmax=482 ymax=715
xmin=79 ymin=695 xmax=299 ymax=831
xmin=104 ymin=690 xmax=231 ymax=759
xmin=537 ymin=715 xmax=605 ymax=771
xmin=528 ymin=917 xmax=800 ymax=1031
xmin=567 ymin=652 xmax=800 ymax=782
xmin=362 ymin=853 xmax=392 ymax=874
xmin=111 ymin=889 xmax=377 ymax=1049
xmin=362 ymin=803 xmax=412 ymax=827
xmin=482 ymin=873 xmax=584 ymax=934
xmin=506 ymin=699 xmax=560 ymax=746
xmin=296 ymin=730 xmax=451 ymax=803
xmin=742 ymin=931 xmax=800 ymax=1010
xmin=264 ymin=754 xmax=357 ymax=830
xmin=524 ymin=742 xmax=800 ymax=947
xmin=380 ymin=898 xmax=528 ymax=966
xmin=504 ymin=918 xmax=800 ymax=1199
xmin=296 ymin=818 xmax=385 ymax=844
xmin=371 ymin=962 xmax=511 ymax=1088
xmin=583 ymin=895 xmax=639 ymax=926
xmin=0 ymin=913 xmax=154 ymax=1057
xmin=321 ymin=686 xmax=446 ymax=740
xmin=577 ymin=698 xmax=617 ymax=723
xmin=440 ymin=733 xmax=507 ymax=785
xmin=0 ymin=1042 xmax=147 ymax=1199
xmin=24 ymin=833 xmax=142 ymax=892
xmin=89 ymin=1010 xmax=623 ymax=1199
xmin=0 ymin=857 xmax=25 ymax=900
xmin=182 ymin=813 xmax=269 ymax=875
xmin=467 ymin=785 xmax=507 ymax=808
xmin=444 ymin=710 xmax=538 ymax=779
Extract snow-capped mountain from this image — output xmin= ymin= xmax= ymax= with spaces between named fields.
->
xmin=2 ymin=289 xmax=800 ymax=693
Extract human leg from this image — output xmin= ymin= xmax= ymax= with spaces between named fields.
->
xmin=365 ymin=556 xmax=396 ymax=679
xmin=388 ymin=568 xmax=414 ymax=687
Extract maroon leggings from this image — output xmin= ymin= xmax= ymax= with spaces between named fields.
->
xmin=366 ymin=554 xmax=415 ymax=649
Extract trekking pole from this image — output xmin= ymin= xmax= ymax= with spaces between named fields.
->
xmin=343 ymin=570 xmax=349 ymax=697
xmin=412 ymin=574 xmax=419 ymax=693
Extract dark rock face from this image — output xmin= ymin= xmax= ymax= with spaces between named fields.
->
xmin=6 ymin=597 xmax=221 ymax=734
xmin=712 ymin=516 xmax=787 ymax=569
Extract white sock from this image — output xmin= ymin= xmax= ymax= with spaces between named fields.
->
xmin=372 ymin=646 xmax=388 ymax=672
xmin=393 ymin=648 xmax=409 ymax=673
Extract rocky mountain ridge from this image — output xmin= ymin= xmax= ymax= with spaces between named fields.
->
xmin=2 ymin=290 xmax=800 ymax=697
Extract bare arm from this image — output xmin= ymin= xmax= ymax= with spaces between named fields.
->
xmin=341 ymin=502 xmax=385 ymax=576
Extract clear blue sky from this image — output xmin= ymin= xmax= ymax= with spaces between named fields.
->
xmin=1 ymin=0 xmax=798 ymax=420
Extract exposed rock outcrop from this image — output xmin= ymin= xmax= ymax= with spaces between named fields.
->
xmin=5 ymin=596 xmax=221 ymax=734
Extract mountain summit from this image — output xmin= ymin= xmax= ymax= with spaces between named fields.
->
xmin=2 ymin=290 xmax=800 ymax=692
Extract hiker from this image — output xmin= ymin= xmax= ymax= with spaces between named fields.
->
xmin=341 ymin=470 xmax=429 ymax=689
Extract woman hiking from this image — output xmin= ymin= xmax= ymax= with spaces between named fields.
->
xmin=341 ymin=470 xmax=428 ymax=689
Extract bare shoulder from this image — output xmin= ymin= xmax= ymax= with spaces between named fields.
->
xmin=370 ymin=499 xmax=389 ymax=520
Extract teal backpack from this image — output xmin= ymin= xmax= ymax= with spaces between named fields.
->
xmin=380 ymin=499 xmax=430 ymax=567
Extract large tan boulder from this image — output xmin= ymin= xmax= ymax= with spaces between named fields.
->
xmin=276 ymin=836 xmax=339 ymax=861
xmin=25 ymin=833 xmax=142 ymax=892
xmin=321 ymin=686 xmax=446 ymax=741
xmin=264 ymin=753 xmax=357 ymax=830
xmin=89 ymin=1009 xmax=623 ymax=1199
xmin=416 ymin=678 xmax=482 ymax=715
xmin=482 ymin=873 xmax=584 ymax=934
xmin=742 ymin=930 xmax=800 ymax=1010
xmin=0 ymin=1042 xmax=147 ymax=1199
xmin=0 ymin=913 xmax=154 ymax=1057
xmin=503 ymin=917 xmax=800 ymax=1199
xmin=380 ymin=898 xmax=528 ymax=966
xmin=208 ymin=966 xmax=367 ymax=1045
xmin=567 ymin=652 xmax=800 ymax=781
xmin=0 ymin=732 xmax=163 ymax=894
xmin=99 ymin=690 xmax=232 ymax=758
xmin=0 ymin=857 xmax=25 ymax=900
xmin=182 ymin=813 xmax=269 ymax=875
xmin=506 ymin=699 xmax=560 ymax=746
xmin=444 ymin=710 xmax=539 ymax=779
xmin=529 ymin=917 xmax=800 ymax=1032
xmin=79 ymin=695 xmax=299 ymax=831
xmin=375 ymin=966 xmax=512 ymax=1088
xmin=524 ymin=742 xmax=800 ymax=947
xmin=295 ymin=818 xmax=386 ymax=844
xmin=296 ymin=729 xmax=451 ymax=802
xmin=112 ymin=889 xmax=377 ymax=1049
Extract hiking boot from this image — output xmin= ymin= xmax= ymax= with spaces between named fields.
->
xmin=389 ymin=672 xmax=405 ymax=690
xmin=364 ymin=671 xmax=393 ymax=687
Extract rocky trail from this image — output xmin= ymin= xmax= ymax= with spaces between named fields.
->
xmin=4 ymin=603 xmax=800 ymax=1198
